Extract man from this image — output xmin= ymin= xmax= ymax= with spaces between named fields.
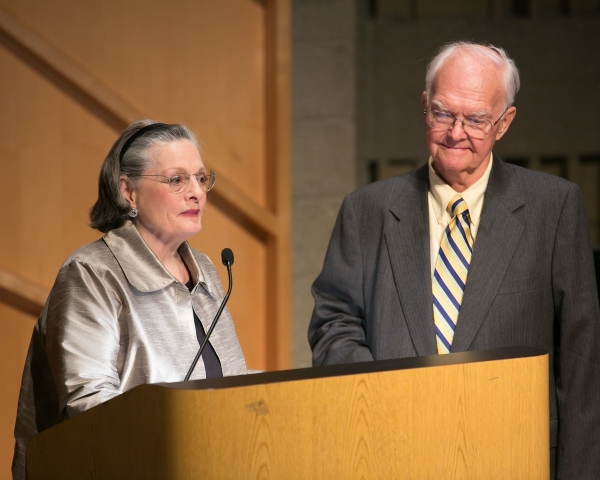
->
xmin=308 ymin=42 xmax=600 ymax=479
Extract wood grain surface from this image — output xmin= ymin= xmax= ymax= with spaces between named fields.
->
xmin=28 ymin=353 xmax=549 ymax=479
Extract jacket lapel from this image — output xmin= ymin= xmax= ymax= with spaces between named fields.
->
xmin=451 ymin=159 xmax=525 ymax=352
xmin=386 ymin=165 xmax=438 ymax=356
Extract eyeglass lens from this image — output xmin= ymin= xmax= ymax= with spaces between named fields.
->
xmin=168 ymin=172 xmax=215 ymax=193
xmin=426 ymin=111 xmax=489 ymax=139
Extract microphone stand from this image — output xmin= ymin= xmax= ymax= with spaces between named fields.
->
xmin=184 ymin=258 xmax=233 ymax=382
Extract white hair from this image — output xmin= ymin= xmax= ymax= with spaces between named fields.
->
xmin=425 ymin=41 xmax=520 ymax=110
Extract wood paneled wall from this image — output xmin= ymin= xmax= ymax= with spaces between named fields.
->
xmin=0 ymin=1 xmax=290 ymax=476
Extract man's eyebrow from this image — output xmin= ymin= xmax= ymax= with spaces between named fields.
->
xmin=467 ymin=109 xmax=491 ymax=117
xmin=430 ymin=100 xmax=447 ymax=110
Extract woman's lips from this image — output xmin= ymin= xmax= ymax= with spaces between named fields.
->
xmin=181 ymin=209 xmax=200 ymax=216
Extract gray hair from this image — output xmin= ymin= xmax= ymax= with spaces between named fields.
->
xmin=89 ymin=119 xmax=199 ymax=233
xmin=425 ymin=41 xmax=520 ymax=110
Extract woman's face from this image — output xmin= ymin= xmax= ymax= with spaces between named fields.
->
xmin=122 ymin=139 xmax=207 ymax=251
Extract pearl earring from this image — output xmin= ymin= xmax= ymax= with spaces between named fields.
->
xmin=129 ymin=207 xmax=138 ymax=218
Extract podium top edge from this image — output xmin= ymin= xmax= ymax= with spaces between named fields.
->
xmin=157 ymin=346 xmax=547 ymax=392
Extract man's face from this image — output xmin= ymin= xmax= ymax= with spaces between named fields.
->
xmin=422 ymin=52 xmax=516 ymax=190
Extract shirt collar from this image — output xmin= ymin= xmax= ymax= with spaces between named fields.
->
xmin=103 ymin=221 xmax=210 ymax=293
xmin=428 ymin=153 xmax=494 ymax=226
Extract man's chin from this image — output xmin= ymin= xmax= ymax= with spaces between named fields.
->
xmin=433 ymin=154 xmax=472 ymax=174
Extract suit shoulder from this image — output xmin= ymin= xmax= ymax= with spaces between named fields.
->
xmin=503 ymin=161 xmax=576 ymax=195
xmin=337 ymin=169 xmax=426 ymax=225
xmin=346 ymin=170 xmax=424 ymax=206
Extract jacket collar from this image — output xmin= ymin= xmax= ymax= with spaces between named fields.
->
xmin=385 ymin=158 xmax=526 ymax=355
xmin=386 ymin=164 xmax=436 ymax=355
xmin=451 ymin=156 xmax=525 ymax=351
xmin=103 ymin=221 xmax=209 ymax=293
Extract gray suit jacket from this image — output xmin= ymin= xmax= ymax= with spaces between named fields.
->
xmin=309 ymin=159 xmax=600 ymax=479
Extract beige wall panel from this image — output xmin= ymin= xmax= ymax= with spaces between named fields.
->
xmin=0 ymin=43 xmax=108 ymax=477
xmin=0 ymin=45 xmax=111 ymax=286
xmin=0 ymin=0 xmax=289 ymax=474
xmin=0 ymin=305 xmax=36 ymax=480
xmin=0 ymin=0 xmax=268 ymax=209
xmin=189 ymin=203 xmax=267 ymax=371
xmin=0 ymin=37 xmax=267 ymax=473
xmin=0 ymin=39 xmax=271 ymax=366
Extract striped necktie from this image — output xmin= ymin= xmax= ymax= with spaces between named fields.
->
xmin=433 ymin=195 xmax=473 ymax=354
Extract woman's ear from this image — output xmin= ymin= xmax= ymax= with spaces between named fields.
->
xmin=120 ymin=176 xmax=135 ymax=208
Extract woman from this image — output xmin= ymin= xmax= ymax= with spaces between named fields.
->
xmin=12 ymin=120 xmax=247 ymax=479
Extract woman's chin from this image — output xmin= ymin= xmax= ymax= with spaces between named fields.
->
xmin=184 ymin=221 xmax=202 ymax=236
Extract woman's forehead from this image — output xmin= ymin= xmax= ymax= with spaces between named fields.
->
xmin=144 ymin=140 xmax=203 ymax=171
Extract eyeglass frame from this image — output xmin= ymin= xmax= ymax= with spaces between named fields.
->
xmin=131 ymin=170 xmax=216 ymax=194
xmin=423 ymin=106 xmax=510 ymax=138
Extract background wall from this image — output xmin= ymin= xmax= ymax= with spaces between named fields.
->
xmin=2 ymin=0 xmax=600 ymax=475
xmin=358 ymin=10 xmax=600 ymax=238
xmin=0 ymin=1 xmax=290 ymax=476
xmin=291 ymin=0 xmax=600 ymax=367
xmin=291 ymin=0 xmax=358 ymax=368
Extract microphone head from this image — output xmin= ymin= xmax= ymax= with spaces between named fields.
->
xmin=221 ymin=248 xmax=234 ymax=266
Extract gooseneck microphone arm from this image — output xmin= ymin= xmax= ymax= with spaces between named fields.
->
xmin=184 ymin=248 xmax=234 ymax=382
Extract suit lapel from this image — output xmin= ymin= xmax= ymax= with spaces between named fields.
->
xmin=386 ymin=165 xmax=438 ymax=356
xmin=451 ymin=159 xmax=525 ymax=352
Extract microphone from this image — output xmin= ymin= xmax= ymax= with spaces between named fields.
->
xmin=184 ymin=248 xmax=234 ymax=381
xmin=221 ymin=248 xmax=234 ymax=267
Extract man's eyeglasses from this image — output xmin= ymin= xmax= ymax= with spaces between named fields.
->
xmin=133 ymin=170 xmax=216 ymax=194
xmin=424 ymin=107 xmax=509 ymax=140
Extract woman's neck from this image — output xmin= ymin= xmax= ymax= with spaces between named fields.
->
xmin=134 ymin=224 xmax=190 ymax=283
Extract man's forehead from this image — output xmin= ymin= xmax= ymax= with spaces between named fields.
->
xmin=430 ymin=55 xmax=505 ymax=109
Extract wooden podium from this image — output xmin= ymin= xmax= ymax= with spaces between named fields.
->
xmin=27 ymin=347 xmax=549 ymax=479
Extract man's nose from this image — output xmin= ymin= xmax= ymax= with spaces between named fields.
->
xmin=448 ymin=119 xmax=468 ymax=140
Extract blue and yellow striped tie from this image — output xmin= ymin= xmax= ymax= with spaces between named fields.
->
xmin=433 ymin=195 xmax=473 ymax=354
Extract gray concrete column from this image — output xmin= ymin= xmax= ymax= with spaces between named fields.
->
xmin=291 ymin=0 xmax=358 ymax=367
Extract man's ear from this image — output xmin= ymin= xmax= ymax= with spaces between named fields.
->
xmin=120 ymin=176 xmax=135 ymax=208
xmin=495 ymin=106 xmax=516 ymax=140
xmin=421 ymin=91 xmax=428 ymax=110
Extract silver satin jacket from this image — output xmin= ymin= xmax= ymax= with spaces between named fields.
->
xmin=12 ymin=221 xmax=247 ymax=479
